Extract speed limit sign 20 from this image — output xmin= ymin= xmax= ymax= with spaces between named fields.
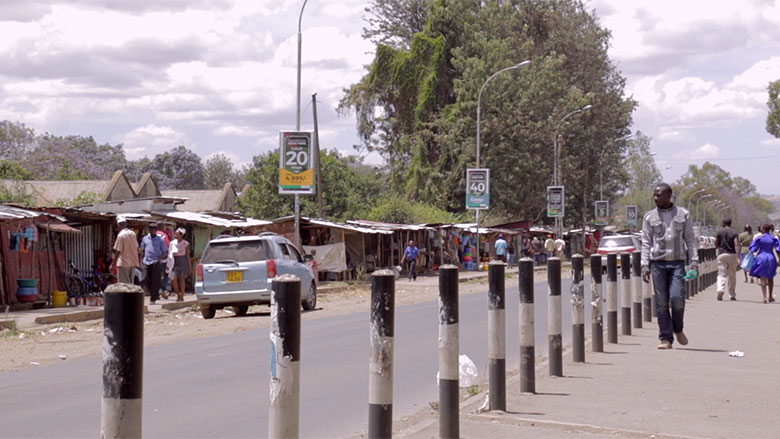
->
xmin=279 ymin=131 xmax=315 ymax=194
xmin=466 ymin=168 xmax=490 ymax=210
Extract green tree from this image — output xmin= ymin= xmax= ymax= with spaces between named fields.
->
xmin=340 ymin=0 xmax=635 ymax=228
xmin=0 ymin=160 xmax=33 ymax=180
xmin=614 ymin=132 xmax=661 ymax=221
xmin=53 ymin=191 xmax=103 ymax=207
xmin=144 ymin=146 xmax=205 ymax=190
xmin=0 ymin=121 xmax=36 ymax=161
xmin=204 ymin=153 xmax=239 ymax=189
xmin=767 ymin=79 xmax=780 ymax=138
xmin=673 ymin=163 xmax=774 ymax=228
xmin=363 ymin=0 xmax=432 ymax=49
xmin=367 ymin=195 xmax=465 ymax=223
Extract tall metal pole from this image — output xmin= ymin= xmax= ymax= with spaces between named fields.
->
xmin=475 ymin=61 xmax=530 ymax=268
xmin=695 ymin=193 xmax=711 ymax=224
xmin=294 ymin=0 xmax=308 ymax=250
xmin=552 ymin=104 xmax=591 ymax=236
xmin=312 ymin=93 xmax=323 ymax=218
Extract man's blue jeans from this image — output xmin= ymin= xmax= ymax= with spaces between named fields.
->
xmin=651 ymin=260 xmax=686 ymax=343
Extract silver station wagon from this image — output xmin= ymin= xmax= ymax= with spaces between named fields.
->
xmin=195 ymin=232 xmax=317 ymax=319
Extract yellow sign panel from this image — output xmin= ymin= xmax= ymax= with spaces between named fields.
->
xmin=280 ymin=168 xmax=314 ymax=186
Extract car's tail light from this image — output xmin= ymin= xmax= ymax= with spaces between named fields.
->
xmin=196 ymin=264 xmax=203 ymax=282
xmin=267 ymin=259 xmax=277 ymax=278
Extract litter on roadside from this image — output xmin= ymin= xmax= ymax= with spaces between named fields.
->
xmin=58 ymin=354 xmax=67 ymax=360
xmin=728 ymin=350 xmax=744 ymax=357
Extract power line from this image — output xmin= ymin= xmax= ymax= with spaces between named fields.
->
xmin=656 ymin=154 xmax=780 ymax=162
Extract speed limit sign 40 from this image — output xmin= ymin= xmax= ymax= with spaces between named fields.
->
xmin=279 ymin=131 xmax=314 ymax=194
xmin=466 ymin=168 xmax=490 ymax=210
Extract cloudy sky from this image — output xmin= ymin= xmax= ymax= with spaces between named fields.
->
xmin=1 ymin=0 xmax=779 ymax=195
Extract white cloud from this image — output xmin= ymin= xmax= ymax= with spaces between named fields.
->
xmin=674 ymin=142 xmax=721 ymax=160
xmin=120 ymin=125 xmax=193 ymax=159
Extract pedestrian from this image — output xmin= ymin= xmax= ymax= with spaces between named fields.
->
xmin=494 ymin=233 xmax=507 ymax=263
xmin=738 ymin=224 xmax=754 ymax=283
xmin=140 ymin=222 xmax=168 ymax=304
xmin=400 ymin=240 xmax=419 ymax=281
xmin=748 ymin=223 xmax=779 ymax=304
xmin=170 ymin=227 xmax=191 ymax=302
xmin=715 ymin=218 xmax=740 ymax=301
xmin=531 ymin=236 xmax=542 ymax=266
xmin=554 ymin=236 xmax=566 ymax=259
xmin=110 ymin=220 xmax=139 ymax=284
xmin=506 ymin=239 xmax=515 ymax=268
xmin=640 ymin=183 xmax=698 ymax=350
xmin=544 ymin=235 xmax=556 ymax=260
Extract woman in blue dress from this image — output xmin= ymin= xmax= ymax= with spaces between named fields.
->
xmin=748 ymin=223 xmax=780 ymax=303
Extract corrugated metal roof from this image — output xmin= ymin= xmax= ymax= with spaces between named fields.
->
xmin=0 ymin=204 xmax=67 ymax=222
xmin=0 ymin=179 xmax=112 ymax=206
xmin=151 ymin=211 xmax=271 ymax=228
xmin=347 ymin=219 xmax=434 ymax=231
xmin=308 ymin=218 xmax=393 ymax=235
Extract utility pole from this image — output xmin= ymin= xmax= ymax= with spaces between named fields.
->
xmin=312 ymin=93 xmax=323 ymax=218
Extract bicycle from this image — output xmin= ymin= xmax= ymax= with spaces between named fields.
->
xmin=65 ymin=262 xmax=116 ymax=304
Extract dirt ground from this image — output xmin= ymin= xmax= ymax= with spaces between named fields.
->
xmin=1 ymin=269 xmax=562 ymax=373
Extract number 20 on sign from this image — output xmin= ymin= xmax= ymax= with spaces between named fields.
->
xmin=279 ymin=131 xmax=314 ymax=195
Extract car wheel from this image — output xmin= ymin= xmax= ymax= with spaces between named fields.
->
xmin=302 ymin=282 xmax=317 ymax=311
xmin=200 ymin=305 xmax=216 ymax=319
xmin=232 ymin=305 xmax=249 ymax=316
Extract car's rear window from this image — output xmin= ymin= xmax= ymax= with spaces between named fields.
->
xmin=600 ymin=237 xmax=636 ymax=248
xmin=201 ymin=240 xmax=272 ymax=263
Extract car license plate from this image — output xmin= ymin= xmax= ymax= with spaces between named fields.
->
xmin=226 ymin=271 xmax=243 ymax=283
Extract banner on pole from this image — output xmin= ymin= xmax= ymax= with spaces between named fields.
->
xmin=279 ymin=131 xmax=314 ymax=194
xmin=547 ymin=186 xmax=565 ymax=217
xmin=466 ymin=168 xmax=490 ymax=210
xmin=594 ymin=200 xmax=609 ymax=225
xmin=626 ymin=205 xmax=638 ymax=226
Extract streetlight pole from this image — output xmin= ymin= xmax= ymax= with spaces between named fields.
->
xmin=598 ymin=134 xmax=633 ymax=201
xmin=474 ymin=60 xmax=531 ymax=266
xmin=703 ymin=200 xmax=721 ymax=230
xmin=687 ymin=188 xmax=706 ymax=211
xmin=694 ymin=193 xmax=711 ymax=225
xmin=553 ymin=104 xmax=592 ymax=236
xmin=293 ymin=0 xmax=309 ymax=250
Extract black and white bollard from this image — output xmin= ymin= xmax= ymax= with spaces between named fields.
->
xmin=643 ymin=265 xmax=652 ymax=323
xmin=548 ymin=257 xmax=563 ymax=377
xmin=518 ymin=258 xmax=535 ymax=394
xmin=438 ymin=265 xmax=459 ymax=439
xmin=269 ymin=274 xmax=301 ymax=439
xmin=620 ymin=253 xmax=632 ymax=336
xmin=369 ymin=270 xmax=395 ymax=439
xmin=101 ymin=283 xmax=145 ymax=439
xmin=607 ymin=254 xmax=618 ymax=344
xmin=571 ymin=255 xmax=585 ymax=363
xmin=590 ymin=255 xmax=604 ymax=352
xmin=488 ymin=262 xmax=506 ymax=411
xmin=632 ymin=251 xmax=643 ymax=329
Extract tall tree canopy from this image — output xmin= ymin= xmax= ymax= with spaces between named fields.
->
xmin=674 ymin=163 xmax=774 ymax=228
xmin=767 ymin=79 xmax=780 ymax=138
xmin=340 ymin=0 xmax=635 ymax=228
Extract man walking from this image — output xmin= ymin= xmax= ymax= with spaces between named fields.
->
xmin=111 ymin=219 xmax=138 ymax=284
xmin=641 ymin=183 xmax=698 ymax=350
xmin=738 ymin=224 xmax=754 ymax=283
xmin=400 ymin=240 xmax=419 ymax=281
xmin=531 ymin=236 xmax=542 ymax=266
xmin=494 ymin=234 xmax=507 ymax=263
xmin=140 ymin=222 xmax=168 ymax=304
xmin=715 ymin=218 xmax=740 ymax=301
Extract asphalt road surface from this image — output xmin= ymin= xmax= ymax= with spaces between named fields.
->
xmin=0 ymin=275 xmax=599 ymax=438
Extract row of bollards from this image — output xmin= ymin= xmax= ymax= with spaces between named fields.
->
xmin=100 ymin=248 xmax=719 ymax=439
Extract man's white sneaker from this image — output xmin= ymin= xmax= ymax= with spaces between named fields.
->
xmin=657 ymin=340 xmax=673 ymax=349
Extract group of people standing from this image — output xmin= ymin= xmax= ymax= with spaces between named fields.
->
xmin=110 ymin=220 xmax=192 ymax=304
xmin=717 ymin=221 xmax=779 ymax=304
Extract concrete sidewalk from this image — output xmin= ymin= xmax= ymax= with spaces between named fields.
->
xmin=399 ymin=279 xmax=780 ymax=439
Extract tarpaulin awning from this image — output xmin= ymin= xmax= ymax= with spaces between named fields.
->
xmin=38 ymin=222 xmax=84 ymax=234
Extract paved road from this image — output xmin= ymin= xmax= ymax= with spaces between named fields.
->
xmin=0 ymin=275 xmax=594 ymax=438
